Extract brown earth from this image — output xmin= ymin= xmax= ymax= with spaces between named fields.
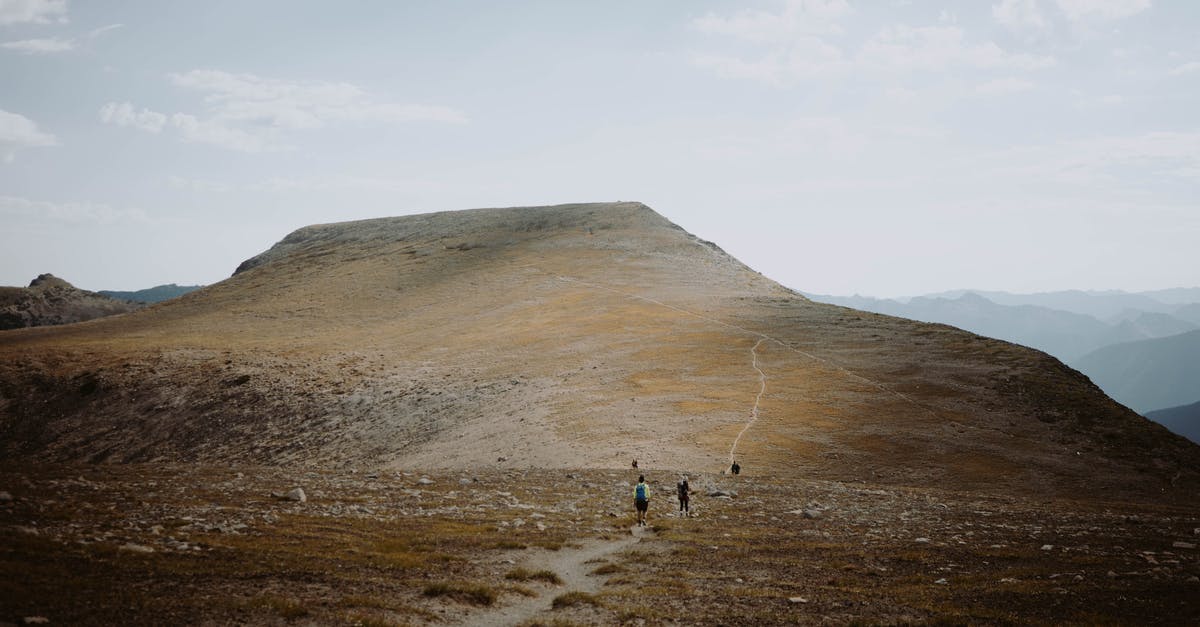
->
xmin=1 ymin=202 xmax=1195 ymax=502
xmin=1 ymin=201 xmax=1199 ymax=623
xmin=0 ymin=273 xmax=142 ymax=331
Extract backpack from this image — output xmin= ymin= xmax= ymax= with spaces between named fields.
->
xmin=635 ymin=482 xmax=648 ymax=500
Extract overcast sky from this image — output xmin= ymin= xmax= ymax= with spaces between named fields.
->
xmin=1 ymin=0 xmax=1197 ymax=297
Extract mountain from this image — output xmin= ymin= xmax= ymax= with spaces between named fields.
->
xmin=1146 ymin=401 xmax=1200 ymax=444
xmin=1 ymin=202 xmax=1196 ymax=501
xmin=803 ymin=291 xmax=1166 ymax=362
xmin=0 ymin=273 xmax=143 ymax=330
xmin=99 ymin=283 xmax=204 ymax=303
xmin=921 ymin=289 xmax=1177 ymax=320
xmin=1071 ymin=329 xmax=1200 ymax=414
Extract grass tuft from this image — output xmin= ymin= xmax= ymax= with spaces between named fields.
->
xmin=506 ymin=567 xmax=563 ymax=584
xmin=422 ymin=582 xmax=496 ymax=606
xmin=551 ymin=590 xmax=603 ymax=609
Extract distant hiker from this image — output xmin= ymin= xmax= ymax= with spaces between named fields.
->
xmin=731 ymin=461 xmax=741 ymax=475
xmin=634 ymin=475 xmax=650 ymax=527
xmin=632 ymin=459 xmax=638 ymax=469
xmin=677 ymin=476 xmax=690 ymax=517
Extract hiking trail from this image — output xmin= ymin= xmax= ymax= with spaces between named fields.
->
xmin=452 ymin=526 xmax=651 ymax=626
xmin=729 ymin=338 xmax=767 ymax=465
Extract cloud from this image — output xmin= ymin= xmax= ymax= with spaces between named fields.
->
xmin=976 ymin=77 xmax=1036 ymax=95
xmin=690 ymin=0 xmax=852 ymax=42
xmin=858 ymin=24 xmax=1055 ymax=72
xmin=98 ymin=102 xmax=168 ymax=133
xmin=168 ymin=112 xmax=274 ymax=152
xmin=993 ymin=0 xmax=1050 ymax=33
xmin=88 ymin=23 xmax=122 ymax=38
xmin=0 ymin=195 xmax=147 ymax=225
xmin=1 ymin=36 xmax=74 ymax=54
xmin=0 ymin=108 xmax=56 ymax=162
xmin=691 ymin=7 xmax=1054 ymax=85
xmin=0 ymin=0 xmax=66 ymax=25
xmin=1168 ymin=61 xmax=1200 ymax=76
xmin=168 ymin=70 xmax=468 ymax=129
xmin=102 ymin=70 xmax=467 ymax=152
xmin=1054 ymin=0 xmax=1151 ymax=22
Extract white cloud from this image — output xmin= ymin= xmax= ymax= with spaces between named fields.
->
xmin=88 ymin=23 xmax=122 ymax=38
xmin=1168 ymin=61 xmax=1200 ymax=76
xmin=690 ymin=0 xmax=852 ymax=42
xmin=168 ymin=70 xmax=468 ymax=129
xmin=0 ymin=108 xmax=56 ymax=162
xmin=976 ymin=77 xmax=1036 ymax=95
xmin=0 ymin=195 xmax=147 ymax=225
xmin=1055 ymin=0 xmax=1151 ymax=22
xmin=1 ymin=36 xmax=74 ymax=54
xmin=859 ymin=24 xmax=1055 ymax=72
xmin=0 ymin=0 xmax=66 ymax=25
xmin=692 ymin=9 xmax=1055 ymax=85
xmin=993 ymin=0 xmax=1050 ymax=33
xmin=102 ymin=70 xmax=467 ymax=152
xmin=98 ymin=102 xmax=167 ymax=132
xmin=168 ymin=112 xmax=274 ymax=153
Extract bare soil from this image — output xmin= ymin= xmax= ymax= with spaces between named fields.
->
xmin=2 ymin=463 xmax=1197 ymax=625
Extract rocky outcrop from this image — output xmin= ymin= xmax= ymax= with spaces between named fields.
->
xmin=0 ymin=274 xmax=143 ymax=330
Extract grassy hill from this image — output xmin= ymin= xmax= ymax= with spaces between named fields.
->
xmin=0 ymin=202 xmax=1196 ymax=502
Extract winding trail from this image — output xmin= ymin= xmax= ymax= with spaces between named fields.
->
xmin=453 ymin=526 xmax=650 ymax=627
xmin=729 ymin=338 xmax=767 ymax=464
xmin=551 ymin=274 xmax=932 ymax=411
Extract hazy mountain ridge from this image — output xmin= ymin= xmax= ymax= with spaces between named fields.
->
xmin=99 ymin=283 xmax=204 ymax=304
xmin=1071 ymin=330 xmax=1200 ymax=414
xmin=804 ymin=290 xmax=1198 ymax=362
xmin=1 ymin=203 xmax=1196 ymax=503
xmin=1146 ymin=401 xmax=1200 ymax=445
xmin=0 ymin=274 xmax=143 ymax=331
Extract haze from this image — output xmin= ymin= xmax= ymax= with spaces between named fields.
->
xmin=1 ymin=0 xmax=1197 ymax=297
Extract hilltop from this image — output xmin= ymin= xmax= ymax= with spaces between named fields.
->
xmin=0 ymin=202 xmax=1196 ymax=502
xmin=0 ymin=274 xmax=142 ymax=331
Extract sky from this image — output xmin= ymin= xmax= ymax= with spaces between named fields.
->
xmin=0 ymin=0 xmax=1197 ymax=298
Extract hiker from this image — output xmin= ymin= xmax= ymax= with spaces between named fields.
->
xmin=634 ymin=474 xmax=650 ymax=527
xmin=731 ymin=460 xmax=741 ymax=475
xmin=677 ymin=476 xmax=690 ymax=517
xmin=632 ymin=459 xmax=638 ymax=469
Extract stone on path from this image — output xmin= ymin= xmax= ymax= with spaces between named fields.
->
xmin=418 ymin=477 xmax=435 ymax=485
xmin=286 ymin=487 xmax=307 ymax=502
xmin=120 ymin=543 xmax=155 ymax=554
xmin=788 ymin=596 xmax=809 ymax=604
xmin=0 ymin=491 xmax=12 ymax=502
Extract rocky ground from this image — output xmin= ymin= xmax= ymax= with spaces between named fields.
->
xmin=2 ymin=463 xmax=1197 ymax=625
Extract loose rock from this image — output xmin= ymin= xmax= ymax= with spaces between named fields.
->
xmin=286 ymin=488 xmax=307 ymax=502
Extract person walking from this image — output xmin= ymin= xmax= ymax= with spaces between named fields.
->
xmin=677 ymin=476 xmax=690 ymax=517
xmin=634 ymin=475 xmax=650 ymax=527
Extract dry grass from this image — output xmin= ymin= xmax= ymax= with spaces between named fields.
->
xmin=506 ymin=567 xmax=564 ymax=584
xmin=422 ymin=582 xmax=497 ymax=606
xmin=551 ymin=591 xmax=603 ymax=609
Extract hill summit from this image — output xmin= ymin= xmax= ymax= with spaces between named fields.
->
xmin=0 ymin=202 xmax=1196 ymax=501
xmin=0 ymin=273 xmax=142 ymax=330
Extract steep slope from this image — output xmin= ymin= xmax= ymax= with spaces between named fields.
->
xmin=1146 ymin=401 xmax=1200 ymax=444
xmin=0 ymin=274 xmax=143 ymax=330
xmin=1072 ymin=330 xmax=1200 ymax=414
xmin=1 ymin=202 xmax=1196 ymax=502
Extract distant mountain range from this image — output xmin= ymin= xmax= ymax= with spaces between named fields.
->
xmin=805 ymin=287 xmax=1200 ymax=438
xmin=804 ymin=290 xmax=1198 ymax=362
xmin=1071 ymin=330 xmax=1200 ymax=414
xmin=1146 ymin=401 xmax=1200 ymax=445
xmin=99 ymin=284 xmax=204 ymax=303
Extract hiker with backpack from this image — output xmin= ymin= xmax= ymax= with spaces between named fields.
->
xmin=634 ymin=475 xmax=650 ymax=527
xmin=677 ymin=476 xmax=690 ymax=517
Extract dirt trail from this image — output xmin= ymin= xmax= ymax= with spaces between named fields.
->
xmin=729 ymin=338 xmax=767 ymax=464
xmin=453 ymin=526 xmax=650 ymax=627
xmin=552 ymin=274 xmax=935 ymax=413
